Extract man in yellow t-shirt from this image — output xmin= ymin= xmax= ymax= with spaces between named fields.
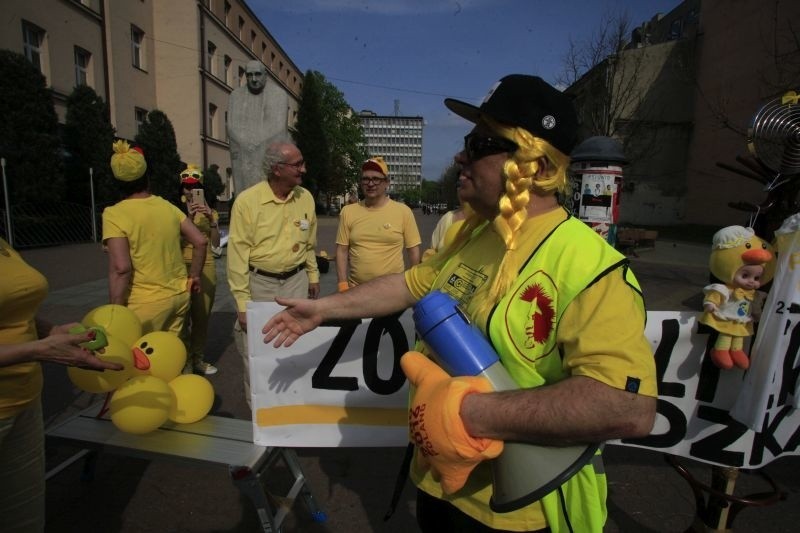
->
xmin=335 ymin=157 xmax=421 ymax=291
xmin=102 ymin=140 xmax=207 ymax=335
xmin=261 ymin=75 xmax=656 ymax=532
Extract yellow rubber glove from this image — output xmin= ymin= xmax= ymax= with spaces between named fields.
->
xmin=401 ymin=351 xmax=504 ymax=494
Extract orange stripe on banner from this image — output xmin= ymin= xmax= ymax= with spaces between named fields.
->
xmin=255 ymin=405 xmax=407 ymax=427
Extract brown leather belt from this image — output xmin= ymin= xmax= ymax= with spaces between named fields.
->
xmin=249 ymin=264 xmax=304 ymax=280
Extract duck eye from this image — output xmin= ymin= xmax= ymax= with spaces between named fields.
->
xmin=745 ymin=243 xmax=752 ymax=249
xmin=145 ymin=347 xmax=154 ymax=355
xmin=140 ymin=341 xmax=149 ymax=349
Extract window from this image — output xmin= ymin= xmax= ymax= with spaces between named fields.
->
xmin=250 ymin=30 xmax=256 ymax=51
xmin=238 ymin=16 xmax=244 ymax=39
xmin=208 ymin=103 xmax=217 ymax=138
xmin=238 ymin=66 xmax=245 ymax=86
xmin=223 ymin=55 xmax=232 ymax=85
xmin=74 ymin=46 xmax=91 ymax=87
xmin=224 ymin=111 xmax=229 ymax=141
xmin=270 ymin=52 xmax=276 ymax=70
xmin=22 ymin=21 xmax=45 ymax=72
xmin=669 ymin=19 xmax=683 ymax=40
xmin=131 ymin=25 xmax=144 ymax=69
xmin=135 ymin=107 xmax=148 ymax=134
xmin=224 ymin=1 xmax=231 ymax=26
xmin=207 ymin=41 xmax=217 ymax=76
xmin=261 ymin=42 xmax=267 ymax=62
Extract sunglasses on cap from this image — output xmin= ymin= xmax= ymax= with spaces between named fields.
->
xmin=463 ymin=132 xmax=518 ymax=162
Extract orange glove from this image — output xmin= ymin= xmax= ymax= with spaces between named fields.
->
xmin=401 ymin=351 xmax=504 ymax=494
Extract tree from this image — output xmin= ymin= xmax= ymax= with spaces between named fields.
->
xmin=558 ymin=8 xmax=695 ymax=209
xmin=292 ymin=70 xmax=367 ymax=205
xmin=203 ymin=164 xmax=225 ymax=207
xmin=0 ymin=50 xmax=62 ymax=204
xmin=63 ymin=85 xmax=116 ymax=207
xmin=439 ymin=162 xmax=461 ymax=207
xmin=318 ymin=73 xmax=368 ymax=198
xmin=134 ymin=110 xmax=183 ymax=204
xmin=555 ymin=9 xmax=632 ymax=90
xmin=292 ymin=70 xmax=328 ymax=197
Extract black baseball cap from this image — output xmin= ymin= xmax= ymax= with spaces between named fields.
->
xmin=444 ymin=74 xmax=579 ymax=155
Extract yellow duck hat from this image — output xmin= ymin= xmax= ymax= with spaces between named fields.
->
xmin=180 ymin=164 xmax=203 ymax=185
xmin=110 ymin=140 xmax=147 ymax=182
xmin=708 ymin=225 xmax=775 ymax=285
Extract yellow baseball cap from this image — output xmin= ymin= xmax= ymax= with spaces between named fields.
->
xmin=362 ymin=156 xmax=389 ymax=177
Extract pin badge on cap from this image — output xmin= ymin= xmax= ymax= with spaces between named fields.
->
xmin=542 ymin=115 xmax=556 ymax=130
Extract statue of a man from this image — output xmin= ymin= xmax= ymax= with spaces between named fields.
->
xmin=227 ymin=60 xmax=289 ymax=195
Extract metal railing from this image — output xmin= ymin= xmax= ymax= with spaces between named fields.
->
xmin=0 ymin=202 xmax=102 ymax=249
xmin=1 ymin=159 xmax=106 ymax=249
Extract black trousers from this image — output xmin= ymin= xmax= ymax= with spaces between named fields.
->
xmin=416 ymin=489 xmax=550 ymax=533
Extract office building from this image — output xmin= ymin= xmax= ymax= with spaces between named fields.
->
xmin=358 ymin=110 xmax=423 ymax=196
xmin=1 ymin=0 xmax=303 ymax=199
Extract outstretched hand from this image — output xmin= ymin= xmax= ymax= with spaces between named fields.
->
xmin=262 ymin=297 xmax=323 ymax=347
xmin=401 ymin=351 xmax=503 ymax=494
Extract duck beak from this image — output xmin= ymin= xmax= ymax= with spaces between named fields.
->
xmin=132 ymin=347 xmax=151 ymax=370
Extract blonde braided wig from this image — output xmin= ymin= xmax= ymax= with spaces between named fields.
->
xmin=437 ymin=117 xmax=571 ymax=316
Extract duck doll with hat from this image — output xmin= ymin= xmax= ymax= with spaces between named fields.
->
xmin=699 ymin=225 xmax=775 ymax=370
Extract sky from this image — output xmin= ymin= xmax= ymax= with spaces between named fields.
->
xmin=249 ymin=0 xmax=682 ymax=181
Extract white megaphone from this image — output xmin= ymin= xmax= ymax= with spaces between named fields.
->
xmin=413 ymin=291 xmax=599 ymax=513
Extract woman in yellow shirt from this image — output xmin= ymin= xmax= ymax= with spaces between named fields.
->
xmin=0 ymin=238 xmax=121 ymax=532
xmin=178 ymin=165 xmax=221 ymax=375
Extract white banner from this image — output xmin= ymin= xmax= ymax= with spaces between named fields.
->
xmin=248 ymin=304 xmax=800 ymax=468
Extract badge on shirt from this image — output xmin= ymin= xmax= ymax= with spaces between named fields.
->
xmin=299 ymin=219 xmax=310 ymax=231
xmin=292 ymin=243 xmax=300 ymax=252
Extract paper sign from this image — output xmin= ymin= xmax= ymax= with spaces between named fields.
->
xmin=248 ymin=303 xmax=800 ymax=468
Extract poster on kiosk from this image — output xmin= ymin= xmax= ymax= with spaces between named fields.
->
xmin=569 ymin=136 xmax=627 ymax=245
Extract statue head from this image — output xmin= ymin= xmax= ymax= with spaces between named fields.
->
xmin=245 ymin=60 xmax=267 ymax=94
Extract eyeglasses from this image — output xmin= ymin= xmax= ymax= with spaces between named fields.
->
xmin=277 ymin=159 xmax=305 ymax=170
xmin=463 ymin=133 xmax=518 ymax=162
xmin=361 ymin=176 xmax=388 ymax=185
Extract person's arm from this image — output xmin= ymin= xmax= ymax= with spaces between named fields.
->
xmin=460 ymin=376 xmax=656 ymax=445
xmin=0 ymin=321 xmax=123 ymax=371
xmin=227 ymin=200 xmax=252 ymax=329
xmin=336 ymin=243 xmax=350 ymax=291
xmin=334 ymin=210 xmax=351 ymax=292
xmin=263 ymin=272 xmax=415 ymax=347
xmin=180 ymin=217 xmax=208 ymax=292
xmin=204 ymin=207 xmax=221 ymax=248
xmin=455 ymin=269 xmax=657 ymax=445
xmin=406 ymin=245 xmax=421 ymax=267
xmin=304 ymin=205 xmax=320 ymax=285
xmin=106 ymin=237 xmax=132 ymax=305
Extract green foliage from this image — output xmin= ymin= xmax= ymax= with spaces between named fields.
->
xmin=292 ymin=70 xmax=328 ymax=196
xmin=203 ymin=164 xmax=225 ymax=207
xmin=292 ymin=70 xmax=367 ymax=200
xmin=439 ymin=162 xmax=461 ymax=206
xmin=0 ymin=50 xmax=63 ymax=204
xmin=134 ymin=110 xmax=182 ymax=204
xmin=63 ymin=85 xmax=116 ymax=206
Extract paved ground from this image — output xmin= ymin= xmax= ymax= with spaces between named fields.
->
xmin=20 ymin=212 xmax=800 ymax=532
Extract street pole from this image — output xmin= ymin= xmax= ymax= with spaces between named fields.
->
xmin=89 ymin=167 xmax=97 ymax=243
xmin=1 ymin=157 xmax=12 ymax=247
